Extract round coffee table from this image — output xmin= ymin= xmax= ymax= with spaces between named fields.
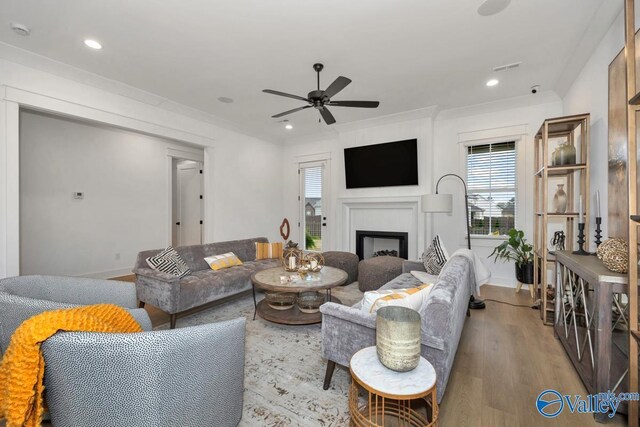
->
xmin=251 ymin=266 xmax=347 ymax=325
xmin=349 ymin=346 xmax=439 ymax=426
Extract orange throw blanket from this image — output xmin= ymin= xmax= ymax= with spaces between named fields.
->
xmin=0 ymin=304 xmax=143 ymax=427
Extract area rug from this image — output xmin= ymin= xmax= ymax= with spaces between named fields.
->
xmin=156 ymin=283 xmax=363 ymax=427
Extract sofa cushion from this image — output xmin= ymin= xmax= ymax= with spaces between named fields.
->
xmin=255 ymin=242 xmax=283 ymax=260
xmin=361 ymin=284 xmax=434 ymax=313
xmin=204 ymin=252 xmax=243 ymax=271
xmin=422 ymin=235 xmax=449 ymax=274
xmin=146 ymin=247 xmax=191 ymax=278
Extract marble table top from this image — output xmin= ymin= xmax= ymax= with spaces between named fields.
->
xmin=350 ymin=346 xmax=436 ymax=398
xmin=251 ymin=266 xmax=348 ymax=292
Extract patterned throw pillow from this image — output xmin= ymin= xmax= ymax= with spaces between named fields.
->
xmin=204 ymin=252 xmax=243 ymax=271
xmin=146 ymin=247 xmax=191 ymax=278
xmin=421 ymin=235 xmax=449 ymax=275
xmin=361 ymin=284 xmax=434 ymax=314
xmin=255 ymin=242 xmax=283 ymax=260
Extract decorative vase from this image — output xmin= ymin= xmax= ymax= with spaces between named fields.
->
xmin=551 ymin=146 xmax=560 ymax=166
xmin=375 ymin=306 xmax=421 ymax=372
xmin=515 ymin=261 xmax=536 ymax=285
xmin=553 ymin=184 xmax=567 ymax=213
xmin=558 ymin=142 xmax=577 ymax=165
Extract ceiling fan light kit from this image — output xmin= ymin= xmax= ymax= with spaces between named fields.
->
xmin=263 ymin=63 xmax=380 ymax=125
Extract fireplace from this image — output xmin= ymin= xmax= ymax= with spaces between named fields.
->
xmin=355 ymin=230 xmax=409 ymax=260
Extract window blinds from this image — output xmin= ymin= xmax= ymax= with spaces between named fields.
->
xmin=467 ymin=141 xmax=516 ymax=236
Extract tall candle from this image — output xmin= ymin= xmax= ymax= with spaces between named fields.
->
xmin=579 ymin=195 xmax=583 ymax=223
xmin=595 ymin=190 xmax=601 ymax=218
xmin=289 ymin=256 xmax=296 ymax=269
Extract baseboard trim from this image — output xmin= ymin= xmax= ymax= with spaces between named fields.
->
xmin=78 ymin=268 xmax=133 ymax=279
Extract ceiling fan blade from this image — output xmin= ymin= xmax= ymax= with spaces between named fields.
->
xmin=262 ymin=89 xmax=310 ymax=103
xmin=323 ymin=76 xmax=352 ymax=99
xmin=327 ymin=100 xmax=380 ymax=108
xmin=271 ymin=105 xmax=311 ymax=118
xmin=319 ymin=107 xmax=336 ymax=125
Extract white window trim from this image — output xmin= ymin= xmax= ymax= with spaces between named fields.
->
xmin=458 ymin=132 xmax=526 ymax=245
xmin=298 ymin=159 xmax=330 ymax=251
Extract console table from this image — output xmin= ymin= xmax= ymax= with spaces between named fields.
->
xmin=554 ymin=251 xmax=630 ymax=422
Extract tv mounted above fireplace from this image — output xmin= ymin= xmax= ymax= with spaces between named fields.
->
xmin=344 ymin=139 xmax=418 ymax=189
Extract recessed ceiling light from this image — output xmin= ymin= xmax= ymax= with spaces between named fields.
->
xmin=478 ymin=0 xmax=511 ymax=16
xmin=217 ymin=97 xmax=234 ymax=104
xmin=285 ymin=124 xmax=293 ymax=130
xmin=10 ymin=22 xmax=30 ymax=36
xmin=486 ymin=79 xmax=499 ymax=87
xmin=84 ymin=39 xmax=102 ymax=50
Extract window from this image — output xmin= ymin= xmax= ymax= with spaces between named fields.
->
xmin=466 ymin=141 xmax=516 ymax=236
xmin=300 ymin=163 xmax=324 ymax=251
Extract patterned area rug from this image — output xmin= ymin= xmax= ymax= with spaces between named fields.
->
xmin=156 ymin=283 xmax=363 ymax=427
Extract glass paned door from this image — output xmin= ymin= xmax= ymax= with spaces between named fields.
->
xmin=300 ymin=161 xmax=328 ymax=251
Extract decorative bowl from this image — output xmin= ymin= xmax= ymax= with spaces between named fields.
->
xmin=297 ymin=291 xmax=325 ymax=313
xmin=264 ymin=292 xmax=296 ymax=310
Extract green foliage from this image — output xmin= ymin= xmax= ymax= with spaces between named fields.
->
xmin=305 ymin=230 xmax=317 ymax=249
xmin=489 ymin=228 xmax=533 ymax=267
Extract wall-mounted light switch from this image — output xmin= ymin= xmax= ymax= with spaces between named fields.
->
xmin=73 ymin=192 xmax=84 ymax=200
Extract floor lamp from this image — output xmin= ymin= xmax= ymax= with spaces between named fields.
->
xmin=422 ymin=173 xmax=486 ymax=310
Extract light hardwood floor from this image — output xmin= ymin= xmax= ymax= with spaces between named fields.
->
xmin=116 ymin=273 xmax=628 ymax=426
xmin=440 ymin=285 xmax=627 ymax=427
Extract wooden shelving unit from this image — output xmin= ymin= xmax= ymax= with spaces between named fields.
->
xmin=533 ymin=114 xmax=590 ymax=325
xmin=626 ymin=0 xmax=640 ymax=424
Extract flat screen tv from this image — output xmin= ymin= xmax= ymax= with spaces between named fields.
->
xmin=344 ymin=139 xmax=418 ymax=189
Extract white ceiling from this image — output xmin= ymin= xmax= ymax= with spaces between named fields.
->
xmin=0 ymin=0 xmax=622 ymax=142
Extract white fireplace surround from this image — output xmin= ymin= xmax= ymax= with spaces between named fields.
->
xmin=336 ymin=196 xmax=426 ymax=260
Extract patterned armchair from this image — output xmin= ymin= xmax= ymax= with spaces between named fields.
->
xmin=0 ymin=275 xmax=246 ymax=427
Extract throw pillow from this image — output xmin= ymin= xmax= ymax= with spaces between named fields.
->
xmin=204 ymin=252 xmax=243 ymax=271
xmin=361 ymin=284 xmax=434 ymax=314
xmin=421 ymin=235 xmax=449 ymax=274
xmin=255 ymin=242 xmax=283 ymax=260
xmin=146 ymin=247 xmax=191 ymax=278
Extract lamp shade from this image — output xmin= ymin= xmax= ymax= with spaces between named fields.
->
xmin=421 ymin=193 xmax=453 ymax=213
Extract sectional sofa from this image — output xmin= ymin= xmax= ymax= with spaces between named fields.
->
xmin=134 ymin=237 xmax=280 ymax=328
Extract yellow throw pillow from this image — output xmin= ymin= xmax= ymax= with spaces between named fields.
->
xmin=204 ymin=252 xmax=243 ymax=271
xmin=255 ymin=242 xmax=283 ymax=260
xmin=361 ymin=284 xmax=434 ymax=314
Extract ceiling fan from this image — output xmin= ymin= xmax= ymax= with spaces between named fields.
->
xmin=263 ymin=63 xmax=380 ymax=125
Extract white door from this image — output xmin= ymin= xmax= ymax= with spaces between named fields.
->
xmin=177 ymin=161 xmax=203 ymax=246
xmin=299 ymin=160 xmax=330 ymax=251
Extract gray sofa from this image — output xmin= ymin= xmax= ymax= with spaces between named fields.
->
xmin=134 ymin=237 xmax=281 ymax=328
xmin=320 ymin=255 xmax=474 ymax=403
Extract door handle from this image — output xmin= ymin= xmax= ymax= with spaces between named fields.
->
xmin=175 ymin=222 xmax=181 ymax=226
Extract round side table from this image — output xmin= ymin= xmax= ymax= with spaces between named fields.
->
xmin=349 ymin=346 xmax=438 ymax=426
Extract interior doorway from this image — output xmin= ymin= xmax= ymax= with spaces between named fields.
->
xmin=172 ymin=159 xmax=203 ymax=247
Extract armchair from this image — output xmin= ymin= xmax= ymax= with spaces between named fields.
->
xmin=0 ymin=275 xmax=247 ymax=426
xmin=42 ymin=318 xmax=246 ymax=427
xmin=0 ymin=275 xmax=152 ymax=354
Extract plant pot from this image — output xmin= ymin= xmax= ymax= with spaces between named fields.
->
xmin=515 ymin=261 xmax=535 ymax=284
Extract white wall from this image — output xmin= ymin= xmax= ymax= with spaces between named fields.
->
xmin=0 ymin=56 xmax=284 ymax=277
xmin=282 ymin=112 xmax=434 ymax=260
xmin=20 ymin=110 xmax=204 ymax=277
xmin=562 ymin=10 xmax=625 ymax=241
xmin=433 ymin=96 xmax=563 ymax=287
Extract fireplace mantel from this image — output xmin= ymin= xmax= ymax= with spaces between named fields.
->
xmin=335 ymin=196 xmax=426 ymax=260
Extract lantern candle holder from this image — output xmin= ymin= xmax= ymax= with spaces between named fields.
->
xmin=304 ymin=253 xmax=325 ymax=272
xmin=282 ymin=248 xmax=302 ymax=272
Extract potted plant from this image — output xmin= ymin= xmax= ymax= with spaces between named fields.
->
xmin=489 ymin=228 xmax=535 ymax=284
